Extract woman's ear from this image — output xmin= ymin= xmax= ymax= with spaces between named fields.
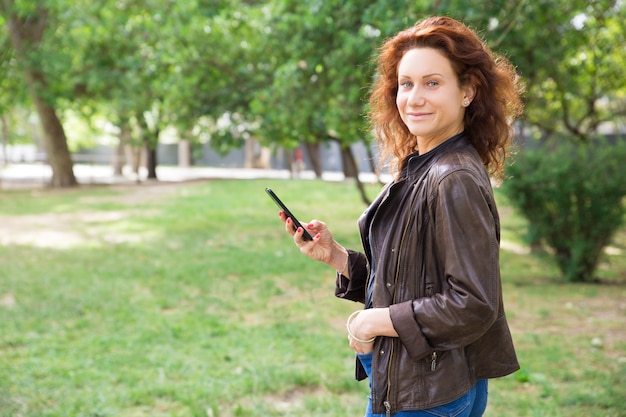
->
xmin=463 ymin=85 xmax=476 ymax=106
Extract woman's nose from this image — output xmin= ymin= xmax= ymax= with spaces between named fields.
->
xmin=407 ymin=87 xmax=424 ymax=106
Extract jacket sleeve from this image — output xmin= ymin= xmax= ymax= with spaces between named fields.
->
xmin=390 ymin=169 xmax=501 ymax=360
xmin=335 ymin=249 xmax=369 ymax=303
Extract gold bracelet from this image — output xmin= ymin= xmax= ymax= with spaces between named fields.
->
xmin=346 ymin=310 xmax=376 ymax=343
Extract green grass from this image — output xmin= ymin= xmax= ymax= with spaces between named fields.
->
xmin=0 ymin=179 xmax=625 ymax=417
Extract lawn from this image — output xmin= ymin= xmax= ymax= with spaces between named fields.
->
xmin=0 ymin=179 xmax=624 ymax=417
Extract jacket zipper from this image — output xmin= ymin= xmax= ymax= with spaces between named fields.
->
xmin=383 ymin=184 xmax=421 ymax=416
xmin=384 ymin=340 xmax=395 ymax=417
xmin=431 ymin=351 xmax=438 ymax=371
xmin=367 ymin=184 xmax=397 ymax=416
xmin=384 ymin=401 xmax=391 ymax=417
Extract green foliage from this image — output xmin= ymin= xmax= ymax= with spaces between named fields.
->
xmin=2 ymin=0 xmax=626 ymax=185
xmin=0 ymin=31 xmax=29 ymax=116
xmin=248 ymin=0 xmax=378 ymax=149
xmin=499 ymin=0 xmax=626 ymax=141
xmin=502 ymin=137 xmax=626 ymax=282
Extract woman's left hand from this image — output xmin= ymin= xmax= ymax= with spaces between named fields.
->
xmin=346 ymin=308 xmax=399 ymax=354
xmin=346 ymin=310 xmax=376 ymax=354
xmin=348 ymin=336 xmax=375 ymax=354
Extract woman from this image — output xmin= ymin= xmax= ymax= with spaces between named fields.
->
xmin=278 ymin=16 xmax=523 ymax=416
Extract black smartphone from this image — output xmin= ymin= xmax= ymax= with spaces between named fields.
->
xmin=265 ymin=187 xmax=313 ymax=241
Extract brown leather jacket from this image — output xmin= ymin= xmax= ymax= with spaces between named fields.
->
xmin=335 ymin=135 xmax=519 ymax=414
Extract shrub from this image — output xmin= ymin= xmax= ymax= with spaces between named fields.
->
xmin=502 ymin=137 xmax=626 ymax=283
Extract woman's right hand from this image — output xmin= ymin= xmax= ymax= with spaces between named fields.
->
xmin=278 ymin=212 xmax=345 ymax=269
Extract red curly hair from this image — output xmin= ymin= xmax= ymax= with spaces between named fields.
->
xmin=369 ymin=16 xmax=524 ymax=181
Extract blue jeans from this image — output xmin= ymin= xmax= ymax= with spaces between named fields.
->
xmin=358 ymin=352 xmax=488 ymax=417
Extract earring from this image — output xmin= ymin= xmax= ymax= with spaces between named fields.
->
xmin=463 ymin=100 xmax=470 ymax=106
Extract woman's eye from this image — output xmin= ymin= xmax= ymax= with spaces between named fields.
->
xmin=426 ymin=80 xmax=439 ymax=87
xmin=400 ymin=81 xmax=412 ymax=88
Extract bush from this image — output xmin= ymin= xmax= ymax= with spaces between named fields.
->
xmin=502 ymin=137 xmax=626 ymax=283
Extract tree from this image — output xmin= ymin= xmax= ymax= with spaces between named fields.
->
xmin=70 ymin=0 xmax=252 ymax=180
xmin=159 ymin=1 xmax=264 ymax=156
xmin=1 ymin=0 xmax=77 ymax=186
xmin=498 ymin=0 xmax=626 ymax=141
xmin=69 ymin=0 xmax=177 ymax=180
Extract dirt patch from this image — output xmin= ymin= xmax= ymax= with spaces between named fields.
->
xmin=0 ymin=182 xmax=182 ymax=248
xmin=508 ymin=288 xmax=626 ymax=364
xmin=264 ymin=386 xmax=330 ymax=412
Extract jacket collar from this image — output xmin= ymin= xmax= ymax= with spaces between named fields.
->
xmin=399 ymin=132 xmax=467 ymax=181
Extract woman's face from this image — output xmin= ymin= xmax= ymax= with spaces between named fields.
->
xmin=396 ymin=47 xmax=473 ymax=150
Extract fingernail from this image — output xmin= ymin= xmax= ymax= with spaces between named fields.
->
xmin=286 ymin=218 xmax=291 ymax=224
xmin=315 ymin=233 xmax=321 ymax=239
xmin=307 ymin=223 xmax=314 ymax=228
xmin=297 ymin=227 xmax=302 ymax=233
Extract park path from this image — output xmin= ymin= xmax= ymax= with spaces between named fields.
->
xmin=0 ymin=163 xmax=387 ymax=190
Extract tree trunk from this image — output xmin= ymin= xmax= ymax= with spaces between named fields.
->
xmin=339 ymin=142 xmax=371 ymax=206
xmin=33 ymin=95 xmax=77 ymax=187
xmin=124 ymin=144 xmax=142 ymax=183
xmin=3 ymin=2 xmax=77 ymax=187
xmin=114 ymin=119 xmax=130 ymax=176
xmin=145 ymin=143 xmax=157 ymax=179
xmin=136 ymin=113 xmax=158 ymax=180
xmin=304 ymin=142 xmax=322 ymax=178
xmin=341 ymin=144 xmax=358 ymax=179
